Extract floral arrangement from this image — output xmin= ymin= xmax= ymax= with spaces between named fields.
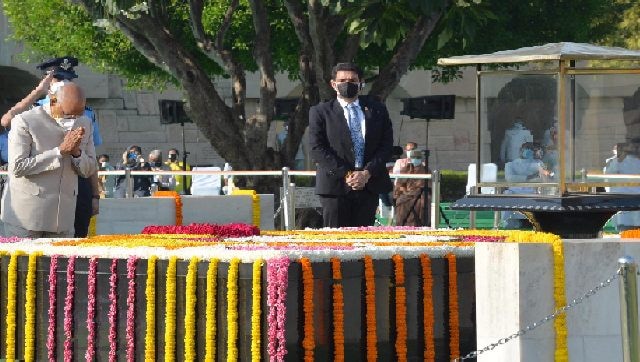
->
xmin=141 ymin=222 xmax=259 ymax=237
xmin=0 ymin=227 xmax=573 ymax=361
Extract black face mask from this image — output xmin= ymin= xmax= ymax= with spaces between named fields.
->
xmin=168 ymin=154 xmax=177 ymax=162
xmin=336 ymin=82 xmax=359 ymax=99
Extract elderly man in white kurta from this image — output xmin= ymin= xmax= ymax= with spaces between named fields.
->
xmin=1 ymin=83 xmax=96 ymax=237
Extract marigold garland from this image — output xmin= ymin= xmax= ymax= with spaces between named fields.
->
xmin=25 ymin=252 xmax=40 ymax=362
xmin=164 ymin=256 xmax=178 ymax=362
xmin=204 ymin=259 xmax=219 ymax=362
xmin=154 ymin=191 xmax=183 ymax=226
xmin=226 ymin=258 xmax=240 ymax=361
xmin=552 ymin=239 xmax=569 ymax=362
xmin=446 ymin=253 xmax=460 ymax=360
xmin=63 ymin=256 xmax=76 ymax=362
xmin=88 ymin=215 xmax=97 ymax=237
xmin=330 ymin=257 xmax=345 ymax=362
xmin=144 ymin=256 xmax=158 ymax=362
xmin=363 ymin=255 xmax=378 ymax=362
xmin=47 ymin=255 xmax=59 ymax=362
xmin=504 ymin=232 xmax=569 ymax=361
xmin=300 ymin=258 xmax=315 ymax=361
xmin=251 ymin=259 xmax=263 ymax=362
xmin=420 ymin=254 xmax=435 ymax=362
xmin=184 ymin=257 xmax=199 ymax=362
xmin=86 ymin=257 xmax=98 ymax=362
xmin=108 ymin=258 xmax=118 ymax=362
xmin=126 ymin=257 xmax=138 ymax=362
xmin=5 ymin=251 xmax=21 ymax=361
xmin=392 ymin=254 xmax=407 ymax=362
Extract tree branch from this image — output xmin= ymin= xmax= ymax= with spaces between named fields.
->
xmin=369 ymin=8 xmax=446 ymax=101
xmin=337 ymin=33 xmax=360 ymax=63
xmin=308 ymin=0 xmax=337 ymax=101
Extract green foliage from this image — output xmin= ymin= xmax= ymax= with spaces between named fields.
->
xmin=3 ymin=0 xmax=626 ymax=90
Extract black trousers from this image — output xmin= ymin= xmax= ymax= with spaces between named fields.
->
xmin=74 ymin=176 xmax=92 ymax=238
xmin=319 ymin=190 xmax=379 ymax=228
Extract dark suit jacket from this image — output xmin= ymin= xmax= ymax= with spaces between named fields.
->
xmin=309 ymin=96 xmax=393 ymax=196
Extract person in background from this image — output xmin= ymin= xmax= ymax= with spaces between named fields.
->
xmin=393 ymin=142 xmax=418 ymax=174
xmin=1 ymin=83 xmax=96 ymax=237
xmin=165 ymin=148 xmax=191 ymax=194
xmin=149 ymin=149 xmax=175 ymax=191
xmin=1 ymin=56 xmax=103 ymax=237
xmin=97 ymin=154 xmax=116 ymax=198
xmin=114 ymin=145 xmax=152 ymax=197
xmin=393 ymin=150 xmax=428 ymax=226
xmin=0 ymin=127 xmax=8 ymax=166
xmin=308 ymin=62 xmax=393 ymax=227
xmin=502 ymin=142 xmax=551 ymax=229
xmin=604 ymin=142 xmax=640 ymax=231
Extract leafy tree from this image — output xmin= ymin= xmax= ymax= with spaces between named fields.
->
xmin=2 ymin=0 xmax=624 ymax=190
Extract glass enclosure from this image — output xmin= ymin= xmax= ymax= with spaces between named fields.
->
xmin=477 ymin=68 xmax=640 ymax=195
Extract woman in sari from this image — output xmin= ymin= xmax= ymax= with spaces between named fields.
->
xmin=393 ymin=150 xmax=428 ymax=226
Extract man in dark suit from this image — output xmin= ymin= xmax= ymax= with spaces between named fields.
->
xmin=309 ymin=62 xmax=393 ymax=227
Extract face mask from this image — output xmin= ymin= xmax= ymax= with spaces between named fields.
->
xmin=336 ymin=82 xmax=359 ymax=98
xmin=168 ymin=154 xmax=177 ymax=162
xmin=522 ymin=149 xmax=534 ymax=160
xmin=410 ymin=159 xmax=422 ymax=166
xmin=613 ymin=149 xmax=618 ymax=156
xmin=100 ymin=161 xmax=109 ymax=169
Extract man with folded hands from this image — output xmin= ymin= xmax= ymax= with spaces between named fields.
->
xmin=1 ymin=83 xmax=96 ymax=237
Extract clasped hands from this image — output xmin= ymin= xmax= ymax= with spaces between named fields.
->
xmin=59 ymin=127 xmax=84 ymax=157
xmin=346 ymin=170 xmax=370 ymax=191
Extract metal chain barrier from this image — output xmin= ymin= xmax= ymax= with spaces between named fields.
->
xmin=454 ymin=268 xmax=622 ymax=361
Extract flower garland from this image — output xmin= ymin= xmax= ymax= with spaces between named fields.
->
xmin=330 ymin=258 xmax=344 ymax=362
xmin=126 ymin=256 xmax=138 ymax=362
xmin=364 ymin=255 xmax=377 ymax=362
xmin=144 ymin=256 xmax=158 ymax=362
xmin=5 ymin=251 xmax=21 ymax=361
xmin=88 ymin=215 xmax=97 ymax=237
xmin=446 ymin=253 xmax=460 ymax=360
xmin=47 ymin=255 xmax=59 ymax=362
xmin=267 ymin=257 xmax=290 ymax=362
xmin=420 ymin=254 xmax=435 ymax=362
xmin=108 ymin=258 xmax=118 ymax=362
xmin=300 ymin=258 xmax=315 ymax=361
xmin=392 ymin=254 xmax=407 ymax=362
xmin=504 ymin=232 xmax=568 ymax=361
xmin=205 ymin=259 xmax=219 ymax=362
xmin=141 ymin=222 xmax=259 ymax=237
xmin=621 ymin=229 xmax=640 ymax=238
xmin=227 ymin=258 xmax=240 ymax=361
xmin=153 ymin=191 xmax=183 ymax=226
xmin=63 ymin=256 xmax=76 ymax=362
xmin=184 ymin=257 xmax=199 ymax=362
xmin=231 ymin=189 xmax=261 ymax=227
xmin=25 ymin=252 xmax=40 ymax=362
xmin=86 ymin=257 xmax=98 ymax=362
xmin=552 ymin=239 xmax=568 ymax=361
xmin=164 ymin=256 xmax=178 ymax=362
xmin=251 ymin=259 xmax=263 ymax=362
